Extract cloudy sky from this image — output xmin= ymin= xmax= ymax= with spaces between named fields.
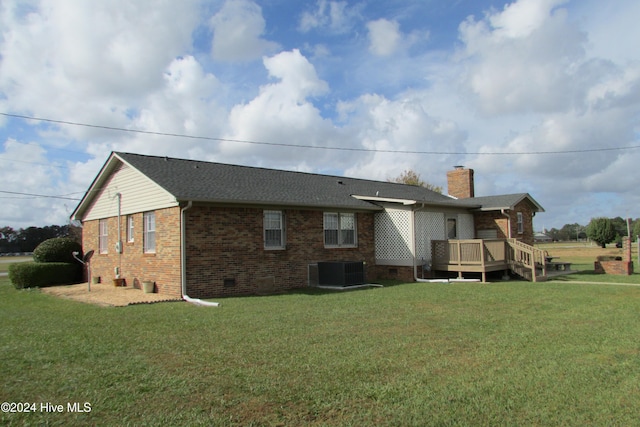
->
xmin=0 ymin=0 xmax=638 ymax=231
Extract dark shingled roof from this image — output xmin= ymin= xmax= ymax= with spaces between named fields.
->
xmin=115 ymin=152 xmax=474 ymax=210
xmin=460 ymin=194 xmax=545 ymax=212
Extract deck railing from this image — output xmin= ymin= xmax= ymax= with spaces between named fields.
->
xmin=506 ymin=238 xmax=546 ymax=281
xmin=432 ymin=239 xmax=508 ymax=267
xmin=431 ymin=239 xmax=546 ymax=281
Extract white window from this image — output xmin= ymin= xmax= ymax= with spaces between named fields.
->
xmin=99 ymin=219 xmax=108 ymax=254
xmin=447 ymin=217 xmax=457 ymax=239
xmin=324 ymin=212 xmax=356 ymax=247
xmin=264 ymin=210 xmax=285 ymax=249
xmin=126 ymin=215 xmax=134 ymax=242
xmin=517 ymin=212 xmax=524 ymax=234
xmin=143 ymin=212 xmax=156 ymax=253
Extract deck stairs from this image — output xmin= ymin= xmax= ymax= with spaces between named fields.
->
xmin=507 ymin=239 xmax=547 ymax=282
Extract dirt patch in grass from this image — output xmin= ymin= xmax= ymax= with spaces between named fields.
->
xmin=40 ymin=282 xmax=183 ymax=306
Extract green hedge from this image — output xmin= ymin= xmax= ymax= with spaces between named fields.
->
xmin=8 ymin=262 xmax=82 ymax=289
xmin=33 ymin=238 xmax=82 ymax=264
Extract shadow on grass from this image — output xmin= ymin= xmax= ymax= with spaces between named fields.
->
xmin=285 ymin=279 xmax=407 ymax=296
xmin=546 ymin=269 xmax=595 ymax=282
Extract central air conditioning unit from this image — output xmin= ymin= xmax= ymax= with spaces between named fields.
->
xmin=317 ymin=261 xmax=365 ymax=286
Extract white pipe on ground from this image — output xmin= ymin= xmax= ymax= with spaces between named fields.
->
xmin=183 ymin=295 xmax=220 ymax=307
xmin=181 ymin=201 xmax=220 ymax=307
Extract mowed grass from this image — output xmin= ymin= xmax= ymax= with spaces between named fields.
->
xmin=2 ymin=277 xmax=640 ymax=426
xmin=538 ymin=242 xmax=640 ymax=285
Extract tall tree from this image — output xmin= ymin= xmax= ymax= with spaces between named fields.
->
xmin=586 ymin=217 xmax=617 ymax=248
xmin=0 ymin=227 xmax=18 ymax=252
xmin=632 ymin=218 xmax=640 ymax=240
xmin=389 ymin=169 xmax=443 ymax=193
xmin=0 ymin=224 xmax=82 ymax=253
xmin=610 ymin=217 xmax=628 ymax=238
xmin=558 ymin=223 xmax=583 ymax=241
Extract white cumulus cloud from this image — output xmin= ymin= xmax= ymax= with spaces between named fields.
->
xmin=210 ymin=0 xmax=279 ymax=61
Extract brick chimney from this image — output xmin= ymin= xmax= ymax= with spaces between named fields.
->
xmin=447 ymin=166 xmax=475 ymax=199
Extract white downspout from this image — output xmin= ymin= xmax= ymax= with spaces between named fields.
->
xmin=181 ymin=201 xmax=220 ymax=307
xmin=114 ymin=193 xmax=122 ymax=278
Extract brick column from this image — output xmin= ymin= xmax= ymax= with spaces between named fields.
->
xmin=624 ymin=236 xmax=632 ymax=262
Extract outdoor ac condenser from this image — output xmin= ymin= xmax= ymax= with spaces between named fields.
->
xmin=317 ymin=261 xmax=365 ymax=286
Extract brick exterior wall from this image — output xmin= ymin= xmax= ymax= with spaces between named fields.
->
xmin=80 ymin=198 xmax=539 ymax=297
xmin=594 ymin=237 xmax=634 ymax=275
xmin=594 ymin=260 xmax=633 ymax=275
xmin=373 ymin=265 xmax=414 ymax=282
xmin=81 ymin=206 xmax=182 ymax=297
xmin=184 ymin=206 xmax=376 ymax=298
xmin=447 ymin=167 xmax=474 ymax=199
xmin=473 ymin=200 xmax=536 ymax=246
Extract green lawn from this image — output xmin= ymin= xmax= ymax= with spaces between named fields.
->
xmin=1 ymin=277 xmax=640 ymax=426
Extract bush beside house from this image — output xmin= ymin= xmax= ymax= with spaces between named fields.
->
xmin=9 ymin=262 xmax=82 ymax=289
xmin=9 ymin=238 xmax=82 ymax=289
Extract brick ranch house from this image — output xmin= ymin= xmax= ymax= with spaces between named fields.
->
xmin=71 ymin=152 xmax=544 ymax=299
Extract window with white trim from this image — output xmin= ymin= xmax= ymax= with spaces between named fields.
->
xmin=143 ymin=211 xmax=156 ymax=253
xmin=126 ymin=215 xmax=134 ymax=242
xmin=324 ymin=212 xmax=356 ymax=247
xmin=99 ymin=219 xmax=108 ymax=254
xmin=264 ymin=210 xmax=285 ymax=249
xmin=517 ymin=212 xmax=524 ymax=234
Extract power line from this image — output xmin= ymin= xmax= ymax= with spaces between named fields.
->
xmin=0 ymin=190 xmax=80 ymax=201
xmin=2 ymin=112 xmax=639 ymax=155
xmin=0 ymin=157 xmax=70 ymax=169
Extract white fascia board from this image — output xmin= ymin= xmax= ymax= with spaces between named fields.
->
xmin=351 ymin=195 xmax=417 ymax=206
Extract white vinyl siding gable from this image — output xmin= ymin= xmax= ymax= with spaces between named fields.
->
xmin=83 ymin=162 xmax=177 ymax=221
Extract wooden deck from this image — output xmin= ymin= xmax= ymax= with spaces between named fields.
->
xmin=431 ymin=239 xmax=547 ymax=282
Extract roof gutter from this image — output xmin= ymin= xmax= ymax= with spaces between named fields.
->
xmin=181 ymin=201 xmax=220 ymax=307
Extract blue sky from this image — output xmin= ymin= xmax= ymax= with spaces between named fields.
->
xmin=0 ymin=0 xmax=639 ymax=230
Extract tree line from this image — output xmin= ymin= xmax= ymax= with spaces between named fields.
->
xmin=0 ymin=225 xmax=81 ymax=254
xmin=544 ymin=217 xmax=640 ymax=245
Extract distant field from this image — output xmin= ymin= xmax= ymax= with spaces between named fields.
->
xmin=536 ymin=241 xmax=637 ymax=266
xmin=0 ymin=256 xmax=33 ymax=273
xmin=536 ymin=241 xmax=640 ymax=284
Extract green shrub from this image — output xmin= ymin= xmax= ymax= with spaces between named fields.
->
xmin=8 ymin=262 xmax=82 ymax=289
xmin=33 ymin=238 xmax=82 ymax=263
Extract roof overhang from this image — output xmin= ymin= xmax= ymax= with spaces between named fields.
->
xmin=178 ymin=197 xmax=384 ymax=212
xmin=352 ymin=194 xmax=481 ymax=210
xmin=472 ymin=194 xmax=545 ymax=213
xmin=351 ymin=195 xmax=417 ymax=206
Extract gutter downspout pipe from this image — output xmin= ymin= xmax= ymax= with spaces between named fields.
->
xmin=181 ymin=201 xmax=220 ymax=307
xmin=114 ymin=193 xmax=122 ymax=278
